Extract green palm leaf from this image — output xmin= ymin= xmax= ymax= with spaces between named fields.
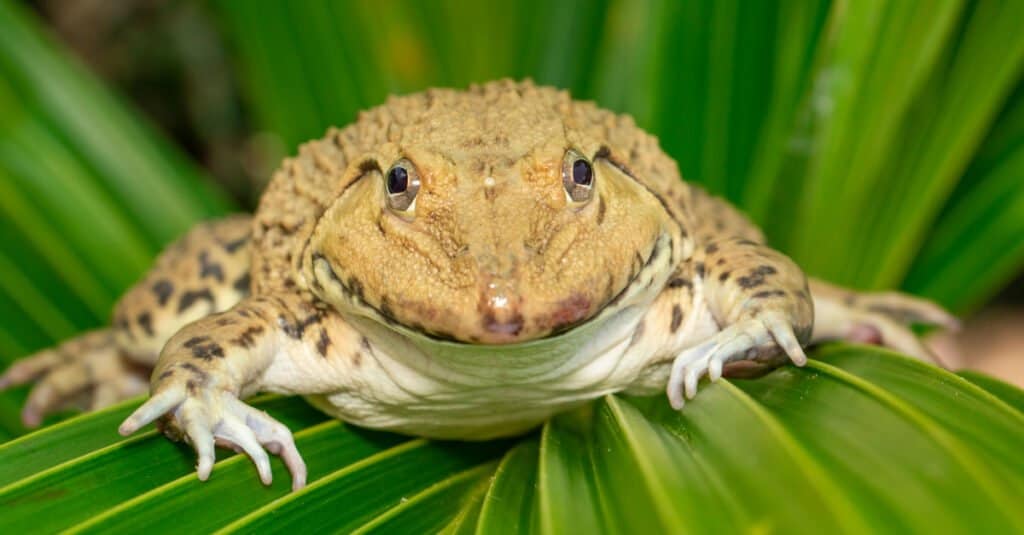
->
xmin=2 ymin=347 xmax=1023 ymax=533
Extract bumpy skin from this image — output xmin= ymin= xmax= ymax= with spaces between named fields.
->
xmin=0 ymin=80 xmax=957 ymax=490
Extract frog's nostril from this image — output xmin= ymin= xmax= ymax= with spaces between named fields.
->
xmin=483 ymin=314 xmax=524 ymax=336
xmin=477 ymin=279 xmax=525 ymax=340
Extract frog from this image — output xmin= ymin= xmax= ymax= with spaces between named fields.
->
xmin=0 ymin=80 xmax=957 ymax=491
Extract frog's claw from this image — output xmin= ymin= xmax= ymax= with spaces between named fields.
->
xmin=667 ymin=311 xmax=806 ymax=410
xmin=120 ymin=386 xmax=307 ymax=491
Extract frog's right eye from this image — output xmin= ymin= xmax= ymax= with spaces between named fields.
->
xmin=384 ymin=158 xmax=421 ymax=212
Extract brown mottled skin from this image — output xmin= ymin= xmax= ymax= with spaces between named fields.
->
xmin=0 ymin=80 xmax=957 ymax=490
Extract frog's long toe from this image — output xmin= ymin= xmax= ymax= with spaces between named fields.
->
xmin=21 ymin=362 xmax=91 ymax=427
xmin=854 ymin=291 xmax=960 ymax=331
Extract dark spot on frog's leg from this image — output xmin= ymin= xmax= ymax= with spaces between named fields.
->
xmin=198 ymin=251 xmax=225 ymax=283
xmin=190 ymin=341 xmax=224 ymax=361
xmin=158 ymin=369 xmax=174 ymax=380
xmin=233 ymin=273 xmax=251 ymax=294
xmin=670 ymin=305 xmax=684 ymax=333
xmin=223 ymin=235 xmax=249 ymax=253
xmin=753 ymin=265 xmax=777 ymax=277
xmin=668 ymin=277 xmax=692 ymax=289
xmin=716 ymin=258 xmax=726 ymax=266
xmin=179 ymin=362 xmax=208 ymax=380
xmin=280 ymin=312 xmax=323 ymax=340
xmin=152 ymin=280 xmax=174 ymax=307
xmin=232 ymin=325 xmax=265 ymax=348
xmin=737 ymin=276 xmax=762 ymax=289
xmin=137 ymin=312 xmax=154 ymax=337
xmin=719 ymin=271 xmax=731 ymax=282
xmin=114 ymin=314 xmax=133 ymax=340
xmin=178 ymin=289 xmax=214 ymax=313
xmin=216 ymin=317 xmax=234 ymax=327
xmin=752 ymin=290 xmax=787 ymax=299
xmin=316 ymin=329 xmax=331 ymax=357
xmin=183 ymin=336 xmax=210 ymax=348
xmin=705 ymin=243 xmax=719 ymax=254
xmin=186 ymin=380 xmax=199 ymax=396
xmin=695 ymin=262 xmax=706 ymax=279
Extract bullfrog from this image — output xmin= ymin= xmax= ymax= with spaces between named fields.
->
xmin=0 ymin=80 xmax=957 ymax=490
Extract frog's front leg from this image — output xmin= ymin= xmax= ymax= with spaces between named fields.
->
xmin=666 ymin=238 xmax=814 ymax=409
xmin=118 ymin=293 xmax=352 ymax=490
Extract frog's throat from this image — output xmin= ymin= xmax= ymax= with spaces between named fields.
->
xmin=314 ymin=230 xmax=677 ymax=348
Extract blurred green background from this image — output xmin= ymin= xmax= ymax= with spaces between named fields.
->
xmin=0 ymin=0 xmax=1022 ymax=435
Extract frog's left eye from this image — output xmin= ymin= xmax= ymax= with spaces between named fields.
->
xmin=385 ymin=158 xmax=421 ymax=212
xmin=562 ymin=149 xmax=595 ymax=204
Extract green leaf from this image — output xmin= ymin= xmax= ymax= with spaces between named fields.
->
xmin=958 ymin=370 xmax=1024 ymax=414
xmin=0 ymin=1 xmax=234 ymax=367
xmin=2 ymin=348 xmax=1023 ymax=533
xmin=902 ymin=83 xmax=1024 ymax=312
xmin=475 ymin=439 xmax=540 ymax=535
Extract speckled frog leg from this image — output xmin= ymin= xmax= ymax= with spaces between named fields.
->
xmin=664 ymin=237 xmax=814 ymax=408
xmin=808 ymin=278 xmax=958 ymax=363
xmin=118 ymin=292 xmax=367 ymax=490
xmin=0 ymin=330 xmax=148 ymax=426
xmin=0 ymin=215 xmax=252 ymax=426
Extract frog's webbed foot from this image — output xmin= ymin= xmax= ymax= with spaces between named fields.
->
xmin=119 ymin=380 xmax=307 ymax=490
xmin=809 ymin=279 xmax=959 ymax=365
xmin=0 ymin=330 xmax=149 ymax=427
xmin=667 ymin=311 xmax=807 ymax=409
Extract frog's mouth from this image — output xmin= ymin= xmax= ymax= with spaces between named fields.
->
xmin=311 ymin=230 xmax=677 ymax=346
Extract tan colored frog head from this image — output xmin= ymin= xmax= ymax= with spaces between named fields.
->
xmin=307 ymin=81 xmax=683 ymax=344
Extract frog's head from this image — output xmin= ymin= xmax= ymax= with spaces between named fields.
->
xmin=306 ymin=81 xmax=684 ymax=344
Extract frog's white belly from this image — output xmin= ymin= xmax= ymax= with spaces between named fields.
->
xmin=304 ymin=289 xmax=721 ymax=440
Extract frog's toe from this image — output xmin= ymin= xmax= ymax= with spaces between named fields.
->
xmin=227 ymin=396 xmax=307 ymax=490
xmin=120 ymin=386 xmax=306 ymax=490
xmin=0 ymin=349 xmax=63 ymax=392
xmin=213 ymin=412 xmax=274 ymax=485
xmin=855 ymin=292 xmax=960 ymax=331
xmin=667 ymin=313 xmax=807 ymax=410
xmin=847 ymin=312 xmax=937 ymax=364
xmin=21 ymin=361 xmax=91 ymax=427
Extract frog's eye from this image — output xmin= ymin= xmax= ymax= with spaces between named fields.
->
xmin=384 ymin=158 xmax=421 ymax=212
xmin=562 ymin=149 xmax=595 ymax=204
